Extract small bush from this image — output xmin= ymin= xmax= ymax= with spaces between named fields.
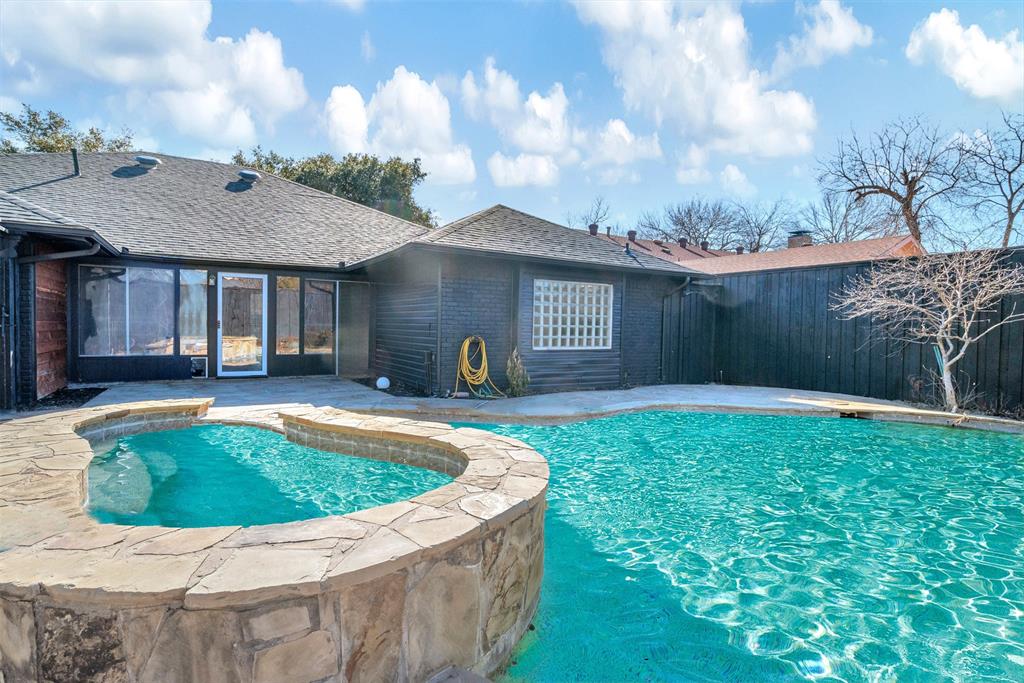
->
xmin=506 ymin=347 xmax=530 ymax=397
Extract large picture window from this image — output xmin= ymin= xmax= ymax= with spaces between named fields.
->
xmin=304 ymin=280 xmax=335 ymax=354
xmin=179 ymin=269 xmax=207 ymax=355
xmin=128 ymin=268 xmax=174 ymax=355
xmin=276 ymin=276 xmax=300 ymax=354
xmin=532 ymin=279 xmax=613 ymax=350
xmin=80 ymin=266 xmax=127 ymax=356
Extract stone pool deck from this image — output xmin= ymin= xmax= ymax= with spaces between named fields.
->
xmin=81 ymin=377 xmax=1024 ymax=433
xmin=0 ymin=400 xmax=547 ymax=682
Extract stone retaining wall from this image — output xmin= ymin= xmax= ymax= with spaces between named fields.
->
xmin=0 ymin=401 xmax=548 ymax=682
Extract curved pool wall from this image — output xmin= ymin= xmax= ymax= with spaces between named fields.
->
xmin=0 ymin=400 xmax=548 ymax=683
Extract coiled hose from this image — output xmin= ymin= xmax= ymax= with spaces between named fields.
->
xmin=454 ymin=335 xmax=505 ymax=399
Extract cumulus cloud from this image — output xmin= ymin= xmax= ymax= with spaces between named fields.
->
xmin=324 ymin=66 xmax=476 ymax=185
xmin=0 ymin=1 xmax=306 ymax=147
xmin=586 ymin=118 xmax=661 ymax=167
xmin=487 ymin=152 xmax=559 ymax=187
xmin=574 ymin=1 xmax=816 ymax=158
xmin=719 ymin=163 xmax=756 ymax=197
xmin=906 ymin=8 xmax=1024 ymax=104
xmin=675 ymin=144 xmax=712 ymax=185
xmin=462 ymin=58 xmax=583 ymax=163
xmin=772 ymin=1 xmax=873 ymax=78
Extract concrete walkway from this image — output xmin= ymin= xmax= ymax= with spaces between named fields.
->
xmin=80 ymin=377 xmax=1023 ymax=432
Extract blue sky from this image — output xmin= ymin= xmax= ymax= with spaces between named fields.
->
xmin=2 ymin=1 xmax=1022 ymax=227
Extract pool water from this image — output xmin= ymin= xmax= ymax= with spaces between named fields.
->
xmin=463 ymin=412 xmax=1024 ymax=683
xmin=87 ymin=424 xmax=451 ymax=527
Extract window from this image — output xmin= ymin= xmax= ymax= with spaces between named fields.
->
xmin=532 ymin=279 xmax=613 ymax=350
xmin=304 ymin=280 xmax=335 ymax=354
xmin=179 ymin=270 xmax=207 ymax=355
xmin=80 ymin=266 xmax=127 ymax=356
xmin=128 ymin=268 xmax=174 ymax=355
xmin=276 ymin=276 xmax=300 ymax=354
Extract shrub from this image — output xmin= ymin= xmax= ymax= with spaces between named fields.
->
xmin=506 ymin=347 xmax=530 ymax=397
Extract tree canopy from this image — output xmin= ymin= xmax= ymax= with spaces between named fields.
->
xmin=0 ymin=103 xmax=133 ymax=154
xmin=232 ymin=147 xmax=436 ymax=228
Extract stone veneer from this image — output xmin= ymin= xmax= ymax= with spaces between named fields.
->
xmin=0 ymin=400 xmax=548 ymax=682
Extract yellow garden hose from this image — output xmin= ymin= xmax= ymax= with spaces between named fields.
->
xmin=454 ymin=335 xmax=505 ymax=399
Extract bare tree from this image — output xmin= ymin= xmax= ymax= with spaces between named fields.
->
xmin=566 ymin=195 xmax=610 ymax=229
xmin=799 ymin=191 xmax=897 ymax=244
xmin=733 ymin=200 xmax=791 ymax=253
xmin=819 ymin=117 xmax=967 ymax=243
xmin=958 ymin=112 xmax=1024 ymax=248
xmin=833 ymin=250 xmax=1024 ymax=412
xmin=642 ymin=198 xmax=737 ymax=249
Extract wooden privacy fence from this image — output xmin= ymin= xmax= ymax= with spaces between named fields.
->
xmin=663 ymin=248 xmax=1024 ymax=412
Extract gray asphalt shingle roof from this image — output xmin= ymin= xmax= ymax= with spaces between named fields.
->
xmin=0 ymin=151 xmax=431 ymax=269
xmin=419 ymin=205 xmax=695 ymax=274
xmin=0 ymin=189 xmax=83 ymax=229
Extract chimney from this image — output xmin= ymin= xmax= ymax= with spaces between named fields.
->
xmin=71 ymin=148 xmax=80 ymax=176
xmin=787 ymin=230 xmax=813 ymax=248
xmin=736 ymin=246 xmax=744 ymax=255
xmin=588 ymin=223 xmax=598 ymax=236
xmin=678 ymin=238 xmax=688 ymax=248
xmin=627 ymin=230 xmax=637 ymax=242
xmin=700 ymin=240 xmax=709 ymax=251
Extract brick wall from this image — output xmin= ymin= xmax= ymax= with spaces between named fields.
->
xmin=439 ymin=255 xmax=514 ymax=394
xmin=621 ymin=275 xmax=673 ymax=387
xmin=35 ymin=256 xmax=67 ymax=399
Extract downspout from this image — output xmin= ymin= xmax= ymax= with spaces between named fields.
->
xmin=660 ymin=277 xmax=691 ymax=384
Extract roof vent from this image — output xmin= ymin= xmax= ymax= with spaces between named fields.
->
xmin=238 ymin=169 xmax=261 ymax=183
xmin=135 ymin=155 xmax=161 ymax=168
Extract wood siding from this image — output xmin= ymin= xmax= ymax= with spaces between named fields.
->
xmin=665 ymin=248 xmax=1024 ymax=412
xmin=371 ymin=254 xmax=439 ymax=393
xmin=34 ymin=256 xmax=67 ymax=398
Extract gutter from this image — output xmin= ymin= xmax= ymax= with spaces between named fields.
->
xmin=17 ymin=238 xmax=101 ymax=264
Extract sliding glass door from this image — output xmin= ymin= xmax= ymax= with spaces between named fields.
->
xmin=217 ymin=273 xmax=267 ymax=376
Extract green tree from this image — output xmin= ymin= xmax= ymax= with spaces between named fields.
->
xmin=1 ymin=104 xmax=133 ymax=154
xmin=233 ymin=147 xmax=436 ymax=227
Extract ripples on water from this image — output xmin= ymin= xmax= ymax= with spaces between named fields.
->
xmin=87 ymin=424 xmax=451 ymax=527
xmin=467 ymin=412 xmax=1024 ymax=683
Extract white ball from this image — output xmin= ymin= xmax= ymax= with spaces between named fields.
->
xmin=375 ymin=376 xmax=391 ymax=390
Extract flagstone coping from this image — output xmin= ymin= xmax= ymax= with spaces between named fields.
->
xmin=0 ymin=399 xmax=548 ymax=610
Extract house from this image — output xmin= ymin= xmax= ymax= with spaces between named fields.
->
xmin=669 ymin=231 xmax=925 ymax=275
xmin=0 ymin=151 xmax=696 ymax=409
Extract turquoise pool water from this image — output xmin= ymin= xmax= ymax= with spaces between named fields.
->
xmin=461 ymin=412 xmax=1024 ymax=683
xmin=87 ymin=424 xmax=451 ymax=527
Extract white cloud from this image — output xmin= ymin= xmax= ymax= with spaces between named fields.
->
xmin=462 ymin=58 xmax=583 ymax=163
xmin=675 ymin=143 xmax=711 ymax=185
xmin=0 ymin=1 xmax=307 ymax=147
xmin=487 ymin=152 xmax=559 ymax=187
xmin=329 ymin=0 xmax=365 ymax=10
xmin=586 ymin=118 xmax=661 ymax=167
xmin=360 ymin=31 xmax=375 ymax=62
xmin=574 ymin=1 xmax=816 ymax=158
xmin=324 ymin=66 xmax=475 ymax=185
xmin=597 ymin=167 xmax=641 ymax=185
xmin=772 ymin=1 xmax=873 ymax=78
xmin=719 ymin=163 xmax=756 ymax=197
xmin=906 ymin=8 xmax=1024 ymax=104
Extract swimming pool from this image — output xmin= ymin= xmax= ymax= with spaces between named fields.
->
xmin=462 ymin=412 xmax=1024 ymax=682
xmin=87 ymin=423 xmax=452 ymax=527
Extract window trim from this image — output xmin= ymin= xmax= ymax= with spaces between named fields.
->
xmin=531 ymin=278 xmax=614 ymax=351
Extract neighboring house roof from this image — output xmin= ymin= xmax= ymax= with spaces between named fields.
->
xmin=0 ymin=151 xmax=432 ymax=270
xmin=416 ymin=205 xmax=697 ymax=275
xmin=683 ymin=234 xmax=925 ymax=275
xmin=0 ymin=189 xmax=83 ymax=229
xmin=596 ymin=233 xmax=729 ymax=263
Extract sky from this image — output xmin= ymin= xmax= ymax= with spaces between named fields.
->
xmin=1 ymin=0 xmax=1022 ymax=228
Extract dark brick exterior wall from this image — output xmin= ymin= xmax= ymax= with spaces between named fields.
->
xmin=621 ymin=274 xmax=672 ymax=387
xmin=16 ymin=258 xmax=34 ymax=406
xmin=438 ymin=255 xmax=514 ymax=395
xmin=369 ymin=252 xmax=440 ymax=394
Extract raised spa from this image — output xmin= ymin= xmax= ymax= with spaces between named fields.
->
xmin=88 ymin=424 xmax=452 ymax=527
xmin=468 ymin=411 xmax=1024 ymax=683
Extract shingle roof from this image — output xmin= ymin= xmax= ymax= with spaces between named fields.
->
xmin=0 ymin=189 xmax=83 ymax=229
xmin=596 ymin=233 xmax=729 ymax=263
xmin=683 ymin=234 xmax=925 ymax=275
xmin=418 ymin=205 xmax=696 ymax=274
xmin=0 ymin=151 xmax=431 ymax=269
